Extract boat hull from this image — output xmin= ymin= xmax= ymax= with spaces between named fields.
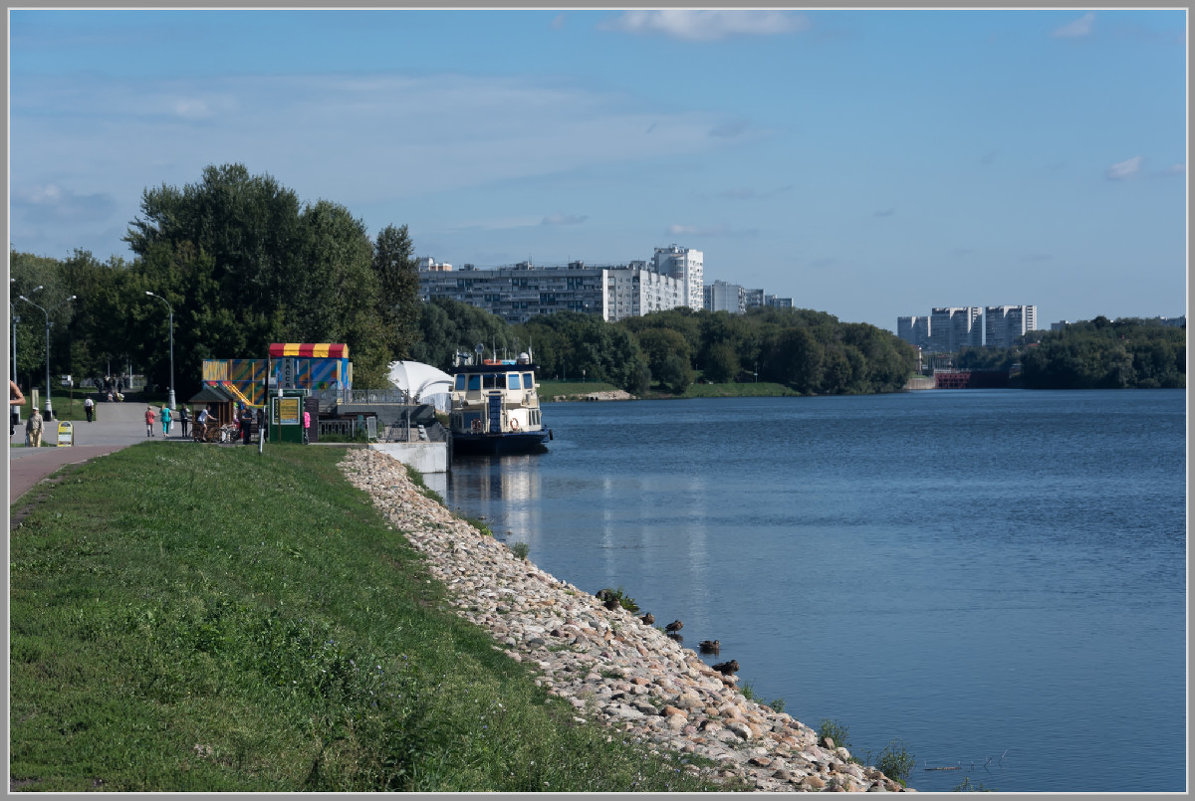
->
xmin=451 ymin=429 xmax=552 ymax=456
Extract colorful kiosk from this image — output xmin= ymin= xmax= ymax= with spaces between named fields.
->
xmin=200 ymin=343 xmax=351 ymax=444
xmin=267 ymin=343 xmax=351 ymax=444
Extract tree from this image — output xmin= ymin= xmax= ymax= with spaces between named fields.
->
xmin=372 ymin=225 xmax=421 ymax=361
xmin=762 ymin=327 xmax=823 ymax=393
xmin=635 ymin=328 xmax=692 ymax=384
xmin=123 ymin=163 xmax=414 ymax=388
xmin=656 ymin=352 xmax=695 ymax=394
xmin=702 ymin=342 xmax=740 ymax=383
xmin=412 ymin=297 xmax=513 ymax=371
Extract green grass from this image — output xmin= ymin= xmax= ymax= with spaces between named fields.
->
xmin=10 ymin=442 xmax=734 ymax=792
xmin=677 ymin=380 xmax=798 ymax=398
xmin=537 ymin=379 xmax=620 ymax=398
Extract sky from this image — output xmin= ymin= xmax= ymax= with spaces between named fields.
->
xmin=7 ymin=7 xmax=1188 ymax=331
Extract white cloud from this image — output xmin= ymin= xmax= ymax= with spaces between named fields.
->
xmin=1051 ymin=12 xmax=1094 ymax=39
xmin=10 ymin=71 xmax=742 ymax=212
xmin=667 ymin=223 xmax=755 ymax=238
xmin=541 ymin=214 xmax=588 ymax=226
xmin=1105 ymin=156 xmax=1143 ymax=181
xmin=602 ymin=10 xmax=810 ymax=42
xmin=13 ymin=183 xmax=117 ymax=223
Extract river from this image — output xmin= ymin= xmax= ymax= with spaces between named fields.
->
xmin=443 ymin=389 xmax=1186 ymax=792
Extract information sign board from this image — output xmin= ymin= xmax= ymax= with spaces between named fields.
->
xmin=56 ymin=421 xmax=74 ymax=447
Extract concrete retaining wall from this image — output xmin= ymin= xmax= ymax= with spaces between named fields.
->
xmin=368 ymin=441 xmax=448 ymax=474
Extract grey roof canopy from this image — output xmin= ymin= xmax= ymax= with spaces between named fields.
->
xmin=187 ymin=384 xmax=240 ymax=404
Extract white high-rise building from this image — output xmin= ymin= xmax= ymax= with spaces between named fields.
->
xmin=418 ymin=260 xmax=688 ymax=324
xmin=985 ymin=305 xmax=1037 ymax=349
xmin=652 ymin=245 xmax=704 ymax=311
xmin=929 ymin=307 xmax=982 ymax=352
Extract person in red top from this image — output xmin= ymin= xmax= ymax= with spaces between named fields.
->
xmin=145 ymin=405 xmax=156 ymax=437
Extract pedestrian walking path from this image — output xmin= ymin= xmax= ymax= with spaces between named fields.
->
xmin=8 ymin=400 xmax=192 ymax=502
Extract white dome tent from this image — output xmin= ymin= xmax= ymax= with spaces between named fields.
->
xmin=387 ymin=360 xmax=455 ymax=412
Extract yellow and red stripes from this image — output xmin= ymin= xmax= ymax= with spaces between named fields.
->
xmin=268 ymin=343 xmax=349 ymax=359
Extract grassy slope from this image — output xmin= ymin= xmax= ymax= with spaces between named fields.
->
xmin=9 ymin=443 xmax=730 ymax=792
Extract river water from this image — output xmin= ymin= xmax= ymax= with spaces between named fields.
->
xmin=443 ymin=389 xmax=1186 ymax=793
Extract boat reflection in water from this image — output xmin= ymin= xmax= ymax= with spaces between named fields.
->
xmin=448 ymin=454 xmax=542 ymax=544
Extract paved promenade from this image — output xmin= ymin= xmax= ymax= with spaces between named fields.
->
xmin=8 ymin=401 xmax=192 ymax=502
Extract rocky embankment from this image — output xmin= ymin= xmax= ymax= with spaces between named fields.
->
xmin=340 ymin=448 xmax=911 ymax=792
xmin=544 ymin=389 xmax=637 ymax=402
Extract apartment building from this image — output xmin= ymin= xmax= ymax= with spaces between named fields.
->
xmin=897 ymin=316 xmax=932 ymax=350
xmin=984 ymin=305 xmax=1038 ymax=349
xmin=929 ymin=306 xmax=983 ymax=352
xmin=418 ymin=259 xmax=688 ymax=325
xmin=704 ymin=280 xmax=795 ymax=314
xmin=704 ymin=280 xmax=746 ymax=313
xmin=652 ymin=244 xmax=704 ymax=311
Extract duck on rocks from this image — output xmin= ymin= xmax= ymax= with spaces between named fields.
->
xmin=639 ymin=612 xmax=655 ymax=625
xmin=712 ymin=659 xmax=740 ymax=675
xmin=664 ymin=619 xmax=683 ymax=633
xmin=698 ymin=639 xmax=720 ymax=654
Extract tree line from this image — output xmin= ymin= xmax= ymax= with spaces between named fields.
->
xmin=9 ymin=162 xmax=921 ymax=401
xmin=17 ymin=162 xmax=1174 ymax=401
xmin=953 ymin=316 xmax=1185 ymax=389
xmin=414 ymin=298 xmax=920 ymax=396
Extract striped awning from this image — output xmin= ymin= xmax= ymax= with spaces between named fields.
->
xmin=268 ymin=343 xmax=349 ymax=359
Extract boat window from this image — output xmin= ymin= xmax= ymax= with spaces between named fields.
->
xmin=455 ymin=375 xmax=466 ymax=391
xmin=523 ymin=373 xmax=534 ymax=388
xmin=508 ymin=373 xmax=521 ymax=390
xmin=468 ymin=374 xmax=481 ymax=391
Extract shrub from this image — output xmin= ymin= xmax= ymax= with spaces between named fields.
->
xmin=876 ymin=739 xmax=915 ymax=787
xmin=509 ymin=541 xmax=530 ymax=560
xmin=817 ymin=719 xmax=851 ymax=751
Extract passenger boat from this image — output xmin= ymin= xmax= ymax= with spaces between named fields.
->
xmin=449 ymin=352 xmax=552 ymax=456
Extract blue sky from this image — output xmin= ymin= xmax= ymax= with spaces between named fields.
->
xmin=7 ymin=8 xmax=1187 ymax=331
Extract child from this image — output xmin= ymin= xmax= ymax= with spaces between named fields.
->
xmin=145 ymin=405 xmax=156 ymax=437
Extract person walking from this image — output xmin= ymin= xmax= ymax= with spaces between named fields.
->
xmin=84 ymin=395 xmax=95 ymax=422
xmin=302 ymin=409 xmax=311 ymax=444
xmin=179 ymin=405 xmax=189 ymax=438
xmin=25 ymin=407 xmax=43 ymax=448
xmin=161 ymin=405 xmax=172 ymax=437
xmin=197 ymin=406 xmax=209 ymax=442
xmin=10 ymin=379 xmax=25 ymax=436
xmin=145 ymin=405 xmax=156 ymax=437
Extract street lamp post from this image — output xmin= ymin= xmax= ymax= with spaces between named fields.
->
xmin=9 ymin=279 xmax=19 ymax=386
xmin=145 ymin=291 xmax=176 ymax=410
xmin=18 ymin=291 xmax=75 ymax=420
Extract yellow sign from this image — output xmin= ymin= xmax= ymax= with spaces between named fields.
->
xmin=56 ymin=420 xmax=74 ymax=447
xmin=278 ymin=397 xmax=300 ymax=425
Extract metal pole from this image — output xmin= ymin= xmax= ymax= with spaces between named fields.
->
xmin=17 ymin=290 xmax=64 ymax=419
xmin=145 ymin=292 xmax=176 ymax=410
xmin=9 ymin=279 xmax=16 ymax=386
xmin=10 ymin=306 xmax=17 ymax=385
xmin=43 ymin=313 xmax=50 ymax=418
